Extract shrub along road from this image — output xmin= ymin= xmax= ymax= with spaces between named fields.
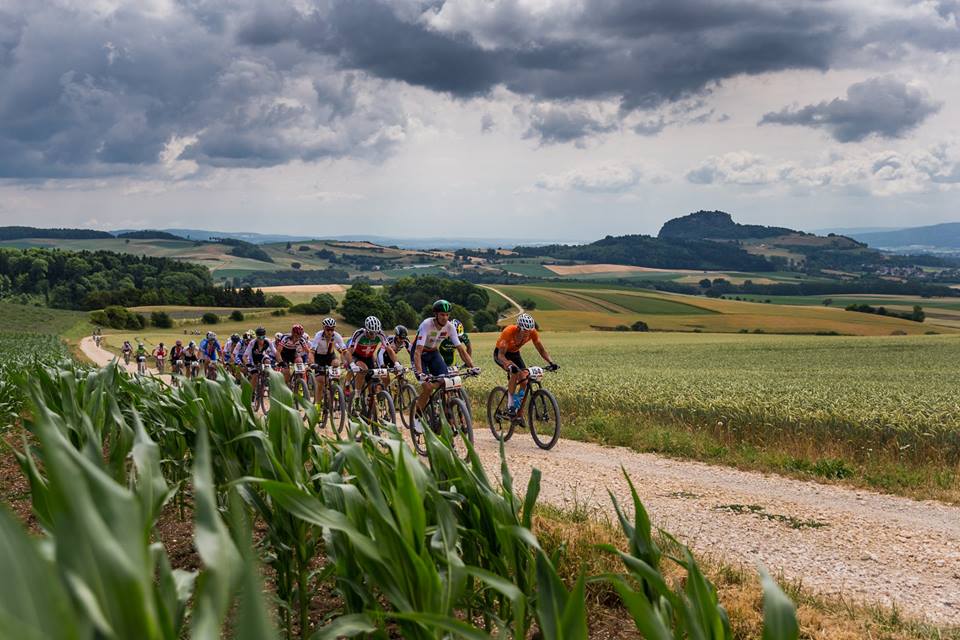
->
xmin=77 ymin=336 xmax=960 ymax=626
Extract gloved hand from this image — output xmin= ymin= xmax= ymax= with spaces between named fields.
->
xmin=547 ymin=362 xmax=560 ymax=371
xmin=349 ymin=362 xmax=360 ymax=373
xmin=417 ymin=371 xmax=430 ymax=383
xmin=468 ymin=367 xmax=481 ymax=375
xmin=393 ymin=363 xmax=403 ymax=373
xmin=508 ymin=364 xmax=519 ymax=375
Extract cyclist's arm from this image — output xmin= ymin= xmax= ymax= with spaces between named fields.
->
xmin=532 ymin=335 xmax=553 ymax=364
xmin=242 ymin=341 xmax=254 ymax=365
xmin=456 ymin=343 xmax=475 ymax=368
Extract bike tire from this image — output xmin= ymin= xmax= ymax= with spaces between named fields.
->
xmin=528 ymin=388 xmax=561 ymax=450
xmin=293 ymin=377 xmax=311 ymax=414
xmin=367 ymin=389 xmax=395 ymax=429
xmin=396 ymin=383 xmax=417 ymax=429
xmin=445 ymin=396 xmax=473 ymax=460
xmin=408 ymin=400 xmax=437 ymax=456
xmin=326 ymin=384 xmax=347 ymax=437
xmin=486 ymin=386 xmax=515 ymax=442
xmin=253 ymin=378 xmax=267 ymax=413
xmin=457 ymin=387 xmax=473 ymax=420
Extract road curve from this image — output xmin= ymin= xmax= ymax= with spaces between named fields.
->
xmin=77 ymin=336 xmax=960 ymax=625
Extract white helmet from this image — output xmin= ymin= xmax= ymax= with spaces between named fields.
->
xmin=275 ymin=332 xmax=283 ymax=340
xmin=364 ymin=316 xmax=381 ymax=332
xmin=322 ymin=317 xmax=336 ymax=328
xmin=206 ymin=331 xmax=216 ymax=339
xmin=517 ymin=313 xmax=536 ymax=330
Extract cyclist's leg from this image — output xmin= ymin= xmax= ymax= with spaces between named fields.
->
xmin=415 ymin=350 xmax=447 ymax=410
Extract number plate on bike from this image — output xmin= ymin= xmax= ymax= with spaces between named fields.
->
xmin=443 ymin=376 xmax=463 ymax=390
xmin=328 ymin=367 xmax=341 ymax=379
xmin=294 ymin=363 xmax=306 ymax=374
xmin=527 ymin=366 xmax=544 ymax=381
xmin=370 ymin=368 xmax=389 ymax=378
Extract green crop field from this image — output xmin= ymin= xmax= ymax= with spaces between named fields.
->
xmin=0 ymin=303 xmax=86 ymax=335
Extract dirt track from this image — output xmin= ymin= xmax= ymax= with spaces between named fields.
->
xmin=78 ymin=337 xmax=960 ymax=626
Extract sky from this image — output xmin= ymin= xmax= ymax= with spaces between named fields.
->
xmin=1 ymin=0 xmax=959 ymax=242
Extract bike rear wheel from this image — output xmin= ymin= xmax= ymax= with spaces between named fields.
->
xmin=528 ymin=388 xmax=561 ymax=450
xmin=486 ymin=386 xmax=515 ymax=442
xmin=445 ymin=396 xmax=473 ymax=460
xmin=395 ymin=383 xmax=417 ymax=429
xmin=324 ymin=383 xmax=347 ymax=437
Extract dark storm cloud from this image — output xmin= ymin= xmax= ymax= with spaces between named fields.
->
xmin=759 ymin=76 xmax=942 ymax=142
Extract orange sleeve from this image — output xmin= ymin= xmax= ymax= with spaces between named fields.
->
xmin=530 ymin=329 xmax=542 ymax=348
xmin=496 ymin=325 xmax=515 ymax=351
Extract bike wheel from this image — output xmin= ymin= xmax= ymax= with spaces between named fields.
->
xmin=253 ymin=378 xmax=267 ymax=413
xmin=409 ymin=400 xmax=436 ymax=456
xmin=486 ymin=386 xmax=515 ymax=442
xmin=395 ymin=383 xmax=417 ymax=429
xmin=293 ymin=378 xmax=311 ymax=415
xmin=445 ymin=396 xmax=473 ymax=460
xmin=457 ymin=388 xmax=473 ymax=420
xmin=366 ymin=389 xmax=395 ymax=429
xmin=528 ymin=389 xmax=561 ymax=450
xmin=325 ymin=384 xmax=347 ymax=437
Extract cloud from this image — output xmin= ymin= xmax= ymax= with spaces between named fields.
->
xmin=534 ymin=162 xmax=659 ymax=193
xmin=480 ymin=112 xmax=495 ymax=133
xmin=759 ymin=76 xmax=942 ymax=142
xmin=518 ymin=101 xmax=619 ymax=146
xmin=687 ymin=143 xmax=960 ymax=196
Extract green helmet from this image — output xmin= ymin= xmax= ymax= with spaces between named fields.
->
xmin=432 ymin=299 xmax=452 ymax=313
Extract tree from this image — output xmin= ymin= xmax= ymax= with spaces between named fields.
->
xmin=151 ymin=311 xmax=173 ymax=328
xmin=822 ymin=298 xmax=833 ymax=306
xmin=265 ymin=295 xmax=292 ymax=308
xmin=291 ymin=262 xmax=302 ymax=270
xmin=310 ymin=293 xmax=337 ymax=313
xmin=631 ymin=320 xmax=650 ymax=332
xmin=340 ymin=282 xmax=393 ymax=327
xmin=520 ymin=298 xmax=537 ymax=310
xmin=699 ymin=278 xmax=711 ymax=288
xmin=393 ymin=300 xmax=418 ymax=330
xmin=201 ymin=312 xmax=219 ymax=324
xmin=229 ymin=310 xmax=244 ymax=321
xmin=465 ymin=292 xmax=485 ymax=311
xmin=911 ymin=305 xmax=925 ymax=322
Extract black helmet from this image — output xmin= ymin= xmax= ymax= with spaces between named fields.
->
xmin=255 ymin=326 xmax=266 ymax=337
xmin=432 ymin=299 xmax=451 ymax=313
xmin=231 ymin=333 xmax=240 ymax=341
xmin=394 ymin=324 xmax=408 ymax=338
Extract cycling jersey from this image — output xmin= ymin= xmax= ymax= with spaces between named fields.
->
xmin=233 ymin=339 xmax=250 ymax=363
xmin=223 ymin=339 xmax=236 ymax=357
xmin=243 ymin=338 xmax=277 ymax=365
xmin=349 ymin=329 xmax=388 ymax=360
xmin=183 ymin=349 xmax=200 ymax=362
xmin=170 ymin=346 xmax=185 ymax=360
xmin=439 ymin=332 xmax=470 ymax=366
xmin=277 ymin=333 xmax=310 ymax=358
xmin=495 ymin=325 xmax=540 ymax=353
xmin=311 ymin=330 xmax=346 ymax=355
xmin=199 ymin=338 xmax=222 ymax=361
xmin=378 ymin=335 xmax=412 ymax=367
xmin=135 ymin=347 xmax=147 ymax=358
xmin=153 ymin=348 xmax=166 ymax=358
xmin=414 ymin=318 xmax=460 ymax=351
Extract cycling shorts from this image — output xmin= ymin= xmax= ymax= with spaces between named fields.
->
xmin=315 ymin=352 xmax=336 ymax=367
xmin=421 ymin=349 xmax=448 ymax=377
xmin=280 ymin=347 xmax=299 ymax=364
xmin=493 ymin=348 xmax=525 ymax=371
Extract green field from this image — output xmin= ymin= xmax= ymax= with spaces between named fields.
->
xmin=0 ymin=302 xmax=87 ymax=335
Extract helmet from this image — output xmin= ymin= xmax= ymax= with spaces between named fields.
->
xmin=123 ymin=340 xmax=130 ymax=345
xmin=158 ymin=342 xmax=164 ymax=347
xmin=188 ymin=340 xmax=196 ymax=348
xmin=231 ymin=333 xmax=240 ymax=341
xmin=206 ymin=331 xmax=216 ymax=339
xmin=452 ymin=319 xmax=464 ymax=336
xmin=175 ymin=339 xmax=182 ymax=346
xmin=432 ymin=299 xmax=452 ymax=313
xmin=322 ymin=317 xmax=337 ymax=328
xmin=292 ymin=323 xmax=304 ymax=335
xmin=517 ymin=313 xmax=536 ymax=330
xmin=255 ymin=327 xmax=266 ymax=337
xmin=394 ymin=324 xmax=408 ymax=338
xmin=275 ymin=332 xmax=283 ymax=340
xmin=243 ymin=330 xmax=252 ymax=339
xmin=364 ymin=316 xmax=381 ymax=332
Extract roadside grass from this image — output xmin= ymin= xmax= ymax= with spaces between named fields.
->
xmin=535 ymin=504 xmax=960 ymax=640
xmin=0 ymin=302 xmax=87 ymax=334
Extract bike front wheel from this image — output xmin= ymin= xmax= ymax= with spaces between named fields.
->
xmin=445 ymin=396 xmax=473 ymax=460
xmin=395 ymin=383 xmax=417 ymax=430
xmin=486 ymin=386 xmax=515 ymax=442
xmin=528 ymin=388 xmax=561 ymax=450
xmin=324 ymin=383 xmax=347 ymax=437
xmin=365 ymin=389 xmax=395 ymax=434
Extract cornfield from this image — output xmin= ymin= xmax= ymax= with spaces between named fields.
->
xmin=465 ymin=332 xmax=960 ymax=461
xmin=1 ymin=358 xmax=801 ymax=639
xmin=0 ymin=332 xmax=69 ymax=428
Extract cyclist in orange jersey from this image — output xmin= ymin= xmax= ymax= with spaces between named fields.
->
xmin=493 ymin=313 xmax=558 ymax=417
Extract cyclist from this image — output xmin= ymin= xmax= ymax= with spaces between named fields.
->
xmin=135 ymin=340 xmax=148 ymax=361
xmin=494 ymin=313 xmax=557 ymax=417
xmin=199 ymin=331 xmax=223 ymax=375
xmin=170 ymin=340 xmax=185 ymax=375
xmin=412 ymin=300 xmax=478 ymax=422
xmin=223 ymin=333 xmax=241 ymax=366
xmin=243 ymin=327 xmax=277 ymax=385
xmin=152 ymin=342 xmax=167 ymax=372
xmin=276 ymin=324 xmax=312 ymax=385
xmin=346 ymin=316 xmax=396 ymax=398
xmin=183 ymin=340 xmax=201 ymax=378
xmin=311 ymin=316 xmax=346 ymax=371
xmin=439 ymin=319 xmax=471 ymax=369
xmin=121 ymin=340 xmax=132 ymax=363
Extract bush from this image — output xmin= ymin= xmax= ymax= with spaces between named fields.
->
xmin=271 ymin=309 xmax=287 ymax=317
xmin=291 ymin=262 xmax=302 ymax=270
xmin=201 ymin=312 xmax=219 ymax=325
xmin=289 ymin=303 xmax=323 ymax=315
xmin=265 ymin=295 xmax=292 ymax=308
xmin=150 ymin=311 xmax=173 ymax=328
xmin=90 ymin=305 xmax=145 ymax=330
xmin=310 ymin=293 xmax=337 ymax=314
xmin=519 ymin=298 xmax=537 ymax=310
xmin=298 ymin=245 xmax=311 ymax=251
xmin=614 ymin=324 xmax=631 ymax=331
xmin=229 ymin=310 xmax=244 ymax=322
xmin=631 ymin=320 xmax=649 ymax=332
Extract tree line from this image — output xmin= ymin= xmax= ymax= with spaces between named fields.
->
xmin=0 ymin=247 xmax=269 ymax=310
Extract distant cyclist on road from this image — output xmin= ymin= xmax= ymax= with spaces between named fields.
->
xmin=494 ymin=313 xmax=557 ymax=417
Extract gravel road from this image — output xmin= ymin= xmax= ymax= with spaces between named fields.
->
xmin=78 ymin=336 xmax=960 ymax=625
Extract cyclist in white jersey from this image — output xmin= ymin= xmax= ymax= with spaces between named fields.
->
xmin=311 ymin=317 xmax=347 ymax=390
xmin=412 ymin=300 xmax=478 ymax=419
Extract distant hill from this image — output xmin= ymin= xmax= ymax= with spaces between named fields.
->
xmin=658 ymin=211 xmax=798 ymax=240
xmin=0 ymin=226 xmax=113 ymax=241
xmin=115 ymin=230 xmax=188 ymax=241
xmin=844 ymin=223 xmax=960 ymax=251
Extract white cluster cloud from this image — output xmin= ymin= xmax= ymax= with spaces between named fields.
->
xmin=534 ymin=162 xmax=665 ymax=193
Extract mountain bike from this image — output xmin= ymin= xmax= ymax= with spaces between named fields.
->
xmin=350 ymin=367 xmax=395 ymax=433
xmin=188 ymin=360 xmax=200 ymax=380
xmin=171 ymin=359 xmax=184 ymax=387
xmin=251 ymin=360 xmax=274 ymax=413
xmin=311 ymin=364 xmax=347 ymax=435
xmin=123 ymin=349 xmax=131 ymax=366
xmin=387 ymin=366 xmax=417 ymax=429
xmin=136 ymin=354 xmax=147 ymax=376
xmin=487 ymin=365 xmax=561 ymax=450
xmin=288 ymin=358 xmax=313 ymax=416
xmin=410 ymin=369 xmax=479 ymax=459
xmin=155 ymin=355 xmax=165 ymax=375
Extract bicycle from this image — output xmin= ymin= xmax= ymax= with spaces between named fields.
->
xmin=205 ymin=360 xmax=219 ymax=381
xmin=288 ymin=358 xmax=313 ymax=416
xmin=350 ymin=366 xmax=395 ymax=432
xmin=486 ymin=365 xmax=561 ymax=450
xmin=311 ymin=364 xmax=347 ymax=436
xmin=409 ymin=369 xmax=479 ymax=459
xmin=171 ymin=359 xmax=185 ymax=387
xmin=136 ymin=354 xmax=147 ymax=376
xmin=445 ymin=365 xmax=473 ymax=419
xmin=188 ymin=360 xmax=201 ymax=380
xmin=123 ymin=350 xmax=131 ymax=366
xmin=155 ymin=355 xmax=165 ymax=375
xmin=387 ymin=366 xmax=417 ymax=430
xmin=251 ymin=359 xmax=274 ymax=413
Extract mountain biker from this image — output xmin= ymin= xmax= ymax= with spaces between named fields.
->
xmin=243 ymin=327 xmax=277 ymax=385
xmin=412 ymin=300 xmax=478 ymax=422
xmin=380 ymin=325 xmax=412 ymax=368
xmin=152 ymin=342 xmax=166 ymax=368
xmin=183 ymin=340 xmax=201 ymax=378
xmin=121 ymin=340 xmax=132 ymax=362
xmin=346 ymin=316 xmax=396 ymax=398
xmin=276 ymin=324 xmax=312 ymax=385
xmin=494 ymin=313 xmax=557 ymax=417
xmin=135 ymin=340 xmax=148 ymax=360
xmin=311 ymin=317 xmax=347 ymax=393
xmin=170 ymin=340 xmax=185 ymax=373
xmin=223 ymin=333 xmax=241 ymax=365
xmin=199 ymin=331 xmax=223 ymax=373
xmin=439 ymin=319 xmax=472 ymax=368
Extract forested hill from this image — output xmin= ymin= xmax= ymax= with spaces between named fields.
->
xmin=514 ymin=234 xmax=775 ymax=271
xmin=0 ymin=226 xmax=113 ymax=241
xmin=115 ymin=230 xmax=187 ymax=240
xmin=658 ymin=210 xmax=799 ymax=240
